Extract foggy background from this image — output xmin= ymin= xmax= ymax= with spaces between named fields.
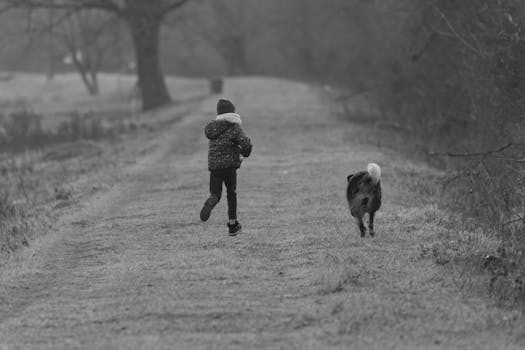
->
xmin=0 ymin=1 xmax=523 ymax=346
xmin=2 ymin=1 xmax=524 ymax=149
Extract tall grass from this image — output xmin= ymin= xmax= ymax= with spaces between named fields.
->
xmin=0 ymin=154 xmax=45 ymax=258
xmin=0 ymin=108 xmax=134 ymax=257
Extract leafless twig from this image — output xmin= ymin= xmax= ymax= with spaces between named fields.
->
xmin=433 ymin=5 xmax=484 ymax=56
xmin=503 ymin=214 xmax=524 ymax=226
xmin=428 ymin=143 xmax=513 ymax=158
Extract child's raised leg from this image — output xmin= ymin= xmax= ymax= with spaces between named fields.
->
xmin=200 ymin=171 xmax=223 ymax=222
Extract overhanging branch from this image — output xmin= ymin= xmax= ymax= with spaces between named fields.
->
xmin=163 ymin=0 xmax=191 ymax=13
xmin=428 ymin=143 xmax=525 ymax=163
xmin=1 ymin=0 xmax=120 ymax=13
xmin=428 ymin=143 xmax=513 ymax=158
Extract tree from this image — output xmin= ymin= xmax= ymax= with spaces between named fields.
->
xmin=38 ymin=9 xmax=125 ymax=94
xmin=0 ymin=0 xmax=192 ymax=110
xmin=204 ymin=0 xmax=250 ymax=76
xmin=176 ymin=0 xmax=252 ymax=76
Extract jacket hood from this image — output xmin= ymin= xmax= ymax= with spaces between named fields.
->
xmin=205 ymin=120 xmax=234 ymax=140
xmin=216 ymin=113 xmax=241 ymax=125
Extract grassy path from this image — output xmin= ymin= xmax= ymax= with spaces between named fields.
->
xmin=0 ymin=78 xmax=521 ymax=349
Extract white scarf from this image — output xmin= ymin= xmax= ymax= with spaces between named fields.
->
xmin=216 ymin=113 xmax=241 ymax=125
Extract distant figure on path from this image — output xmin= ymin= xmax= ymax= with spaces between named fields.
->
xmin=200 ymin=99 xmax=253 ymax=236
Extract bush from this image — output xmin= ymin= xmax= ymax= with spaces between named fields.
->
xmin=369 ymin=0 xmax=525 ymax=304
xmin=56 ymin=111 xmax=109 ymax=141
xmin=0 ymin=110 xmax=49 ymax=149
xmin=0 ymin=187 xmax=33 ymax=255
xmin=0 ymin=109 xmax=125 ymax=153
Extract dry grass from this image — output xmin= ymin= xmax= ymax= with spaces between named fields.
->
xmin=0 ymin=73 xmax=210 ymax=259
xmin=327 ymin=88 xmax=525 ymax=311
xmin=0 ymin=77 xmax=522 ymax=348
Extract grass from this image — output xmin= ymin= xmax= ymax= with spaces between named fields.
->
xmin=0 ymin=75 xmax=522 ymax=347
xmin=0 ymin=153 xmax=52 ymax=259
xmin=221 ymin=78 xmax=524 ymax=343
xmin=327 ymin=88 xmax=525 ymax=311
xmin=0 ymin=72 xmax=209 ymax=259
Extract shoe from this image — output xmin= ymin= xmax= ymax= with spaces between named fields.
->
xmin=200 ymin=196 xmax=219 ymax=222
xmin=227 ymin=221 xmax=242 ymax=236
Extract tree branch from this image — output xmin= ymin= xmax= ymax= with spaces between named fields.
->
xmin=1 ymin=0 xmax=120 ymax=13
xmin=162 ymin=0 xmax=191 ymax=13
xmin=503 ymin=214 xmax=524 ymax=226
xmin=432 ymin=5 xmax=484 ymax=56
xmin=428 ymin=143 xmax=513 ymax=158
xmin=411 ymin=32 xmax=437 ymax=62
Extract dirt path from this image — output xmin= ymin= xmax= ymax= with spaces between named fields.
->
xmin=0 ymin=78 xmax=521 ymax=349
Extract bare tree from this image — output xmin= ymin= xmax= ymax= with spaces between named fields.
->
xmin=37 ymin=9 xmax=125 ymax=95
xmin=206 ymin=0 xmax=250 ymax=76
xmin=0 ymin=0 xmax=192 ymax=110
xmin=178 ymin=0 xmax=251 ymax=76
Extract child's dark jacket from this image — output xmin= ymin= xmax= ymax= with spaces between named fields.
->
xmin=205 ymin=116 xmax=252 ymax=171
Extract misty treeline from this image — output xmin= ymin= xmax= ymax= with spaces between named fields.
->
xmin=0 ymin=0 xmax=384 ymax=83
xmin=0 ymin=0 xmax=192 ymax=110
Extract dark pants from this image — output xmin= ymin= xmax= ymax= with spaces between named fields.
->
xmin=209 ymin=168 xmax=237 ymax=220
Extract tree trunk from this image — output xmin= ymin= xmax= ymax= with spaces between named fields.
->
xmin=89 ymin=70 xmax=99 ymax=95
xmin=79 ymin=72 xmax=99 ymax=95
xmin=127 ymin=16 xmax=171 ymax=111
xmin=72 ymin=55 xmax=99 ymax=95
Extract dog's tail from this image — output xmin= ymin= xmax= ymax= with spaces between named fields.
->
xmin=367 ymin=163 xmax=381 ymax=184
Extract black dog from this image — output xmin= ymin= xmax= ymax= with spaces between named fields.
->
xmin=347 ymin=163 xmax=382 ymax=237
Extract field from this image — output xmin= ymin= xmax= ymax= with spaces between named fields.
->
xmin=0 ymin=74 xmax=522 ymax=349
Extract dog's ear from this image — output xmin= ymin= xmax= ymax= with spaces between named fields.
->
xmin=347 ymin=174 xmax=353 ymax=183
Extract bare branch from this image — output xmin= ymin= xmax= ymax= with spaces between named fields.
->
xmin=1 ymin=0 xmax=120 ymax=13
xmin=162 ymin=0 xmax=191 ymax=14
xmin=503 ymin=214 xmax=525 ymax=226
xmin=432 ymin=5 xmax=484 ymax=57
xmin=411 ymin=32 xmax=437 ymax=62
xmin=428 ymin=143 xmax=513 ymax=158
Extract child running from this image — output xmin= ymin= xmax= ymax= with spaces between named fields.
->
xmin=200 ymin=99 xmax=253 ymax=236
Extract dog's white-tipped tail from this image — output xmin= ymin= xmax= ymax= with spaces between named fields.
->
xmin=367 ymin=163 xmax=381 ymax=183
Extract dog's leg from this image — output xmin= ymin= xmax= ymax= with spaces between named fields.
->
xmin=357 ymin=215 xmax=366 ymax=237
xmin=369 ymin=211 xmax=375 ymax=237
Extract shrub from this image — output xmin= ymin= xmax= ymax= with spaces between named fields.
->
xmin=0 ymin=109 xmax=125 ymax=153
xmin=0 ymin=110 xmax=49 ymax=149
xmin=371 ymin=0 xmax=525 ymax=304
xmin=56 ymin=111 xmax=109 ymax=141
xmin=0 ymin=188 xmax=33 ymax=255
